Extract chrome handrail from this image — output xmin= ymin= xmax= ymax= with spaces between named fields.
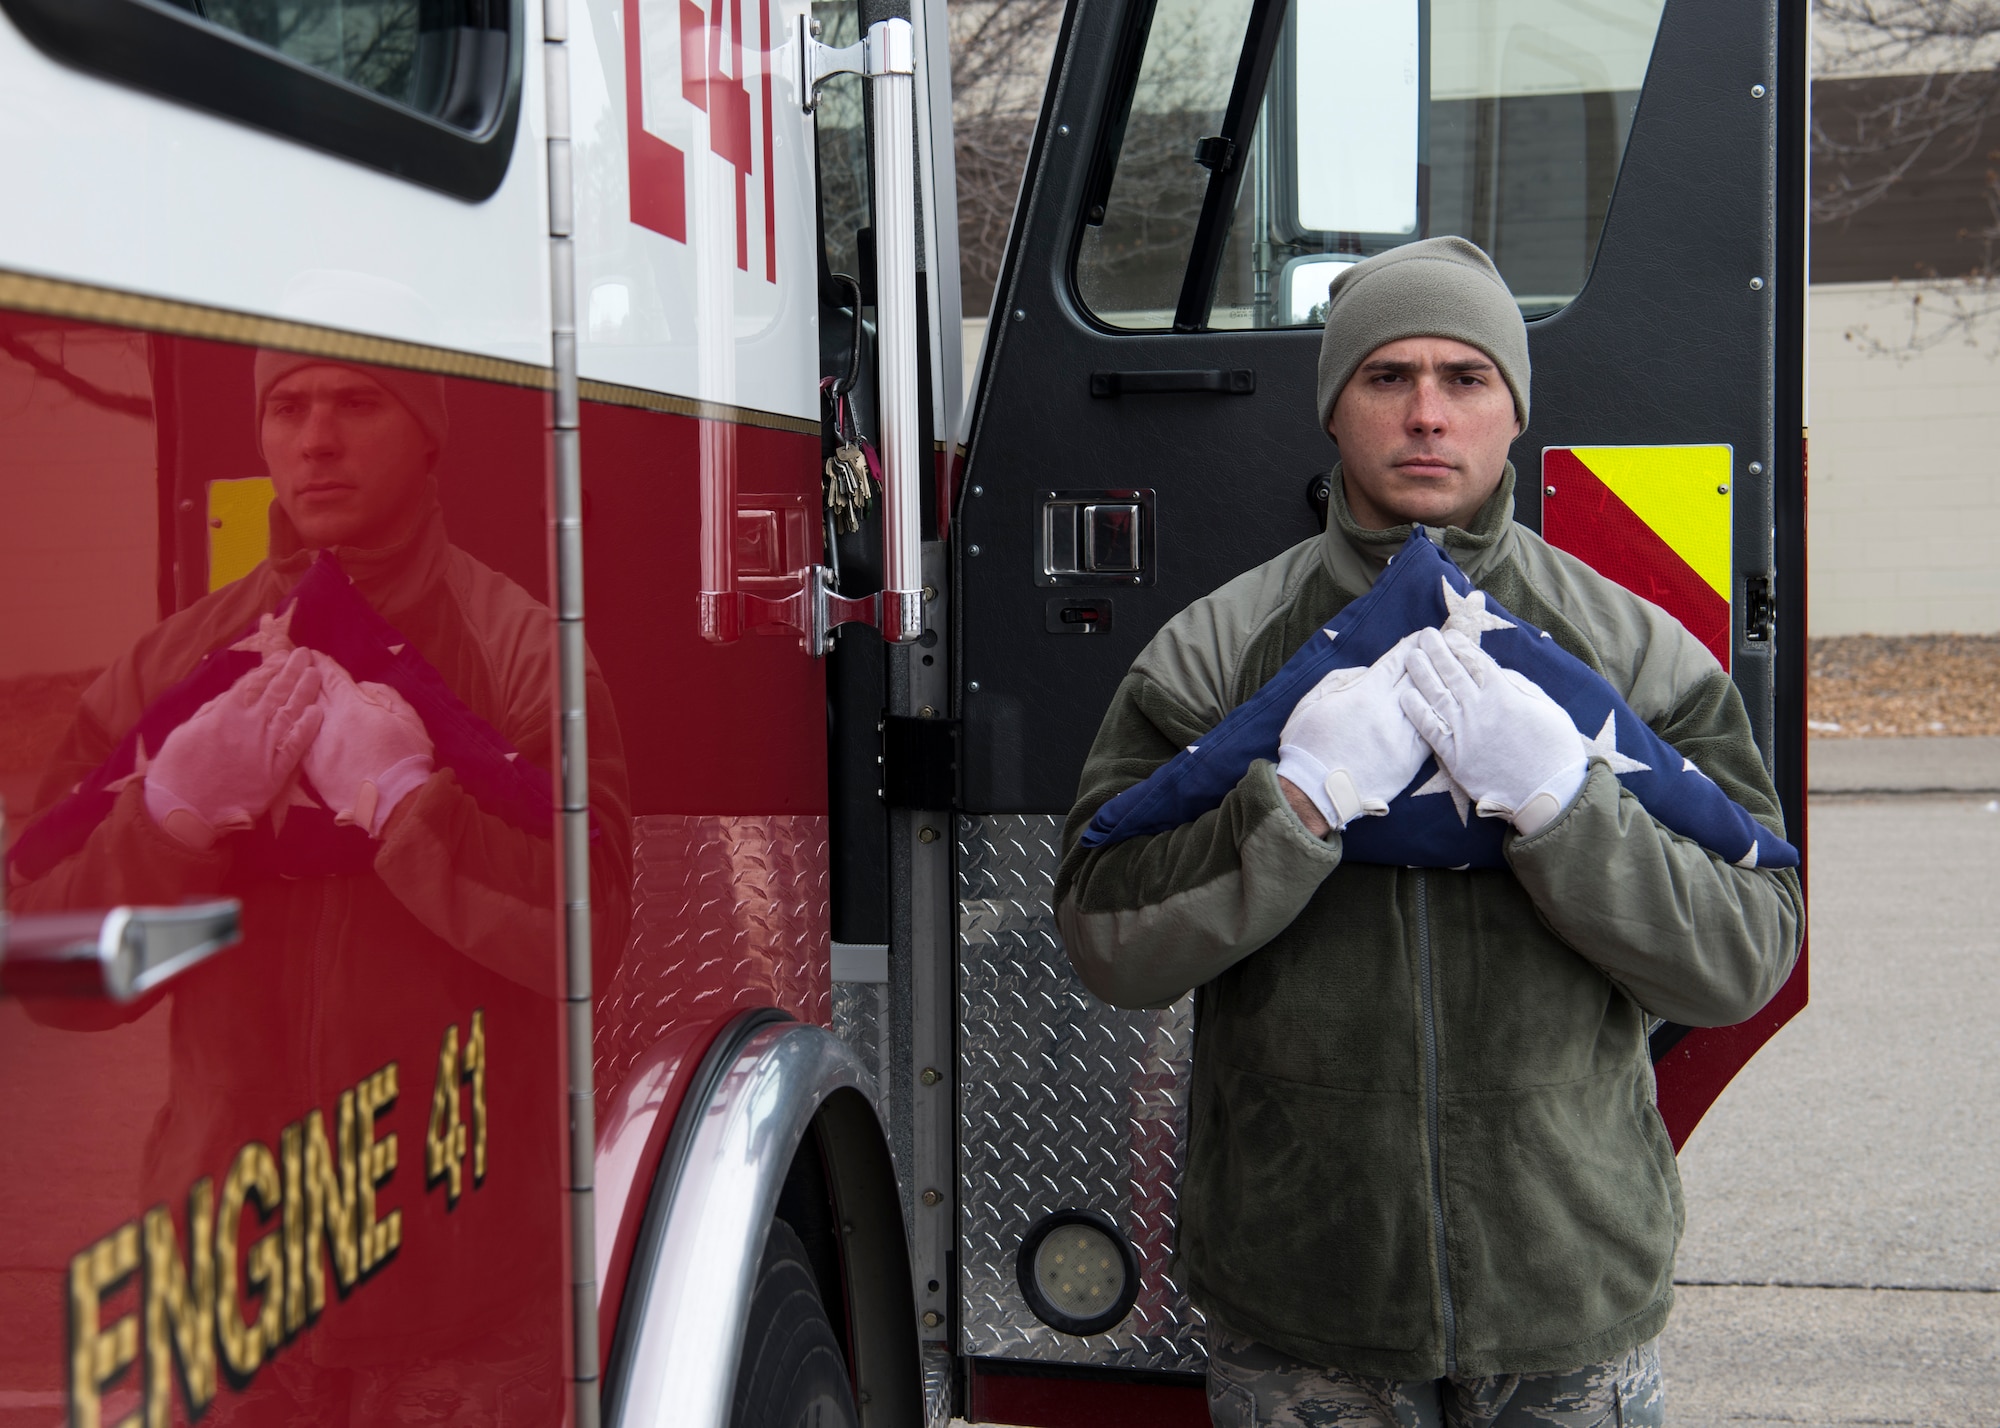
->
xmin=801 ymin=17 xmax=925 ymax=647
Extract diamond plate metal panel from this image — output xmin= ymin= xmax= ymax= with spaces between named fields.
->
xmin=595 ymin=814 xmax=831 ymax=1110
xmin=831 ymin=979 xmax=886 ymax=1091
xmin=922 ymin=1346 xmax=953 ymax=1428
xmin=957 ymin=813 xmax=1204 ymax=1372
xmin=830 ymin=977 xmax=897 ymax=1183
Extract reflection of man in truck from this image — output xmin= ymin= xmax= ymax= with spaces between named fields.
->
xmin=7 ymin=351 xmax=631 ymax=1420
xmin=11 ymin=350 xmax=631 ymax=981
xmin=265 ymin=361 xmax=453 ymax=550
xmin=141 ymin=364 xmax=460 ymax=856
xmin=1057 ymin=239 xmax=1801 ymax=1427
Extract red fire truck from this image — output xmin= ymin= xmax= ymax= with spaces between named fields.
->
xmin=0 ymin=0 xmax=1807 ymax=1422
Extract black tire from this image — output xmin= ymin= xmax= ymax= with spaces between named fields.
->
xmin=729 ymin=1218 xmax=860 ymax=1428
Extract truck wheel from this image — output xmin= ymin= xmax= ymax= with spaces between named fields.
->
xmin=730 ymin=1217 xmax=860 ymax=1428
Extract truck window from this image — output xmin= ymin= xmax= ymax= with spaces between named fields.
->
xmin=1077 ymin=0 xmax=1669 ymax=331
xmin=812 ymin=0 xmax=873 ymax=287
xmin=165 ymin=0 xmax=511 ymax=131
xmin=0 ymin=0 xmax=521 ymax=199
xmin=1074 ymin=0 xmax=1259 ymax=328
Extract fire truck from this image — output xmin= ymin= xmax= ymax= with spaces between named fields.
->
xmin=0 ymin=0 xmax=1807 ymax=1422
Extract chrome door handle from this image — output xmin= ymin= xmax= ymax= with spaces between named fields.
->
xmin=0 ymin=900 xmax=241 ymax=1002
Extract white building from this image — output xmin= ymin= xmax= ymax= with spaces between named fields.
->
xmin=1809 ymin=59 xmax=2000 ymax=636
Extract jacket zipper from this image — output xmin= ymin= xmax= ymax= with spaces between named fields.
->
xmin=1416 ymin=872 xmax=1458 ymax=1374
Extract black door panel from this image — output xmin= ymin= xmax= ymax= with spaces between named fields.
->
xmin=957 ymin=0 xmax=1799 ymax=838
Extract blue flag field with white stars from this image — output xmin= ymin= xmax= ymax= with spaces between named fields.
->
xmin=1081 ymin=529 xmax=1799 ymax=871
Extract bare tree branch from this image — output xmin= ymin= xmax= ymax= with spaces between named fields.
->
xmin=1814 ymin=66 xmax=2000 ymax=221
xmin=1836 ymin=174 xmax=2000 ymax=354
xmin=1813 ymin=0 xmax=2000 ymax=223
xmin=1809 ymin=0 xmax=2000 ymax=348
xmin=949 ymin=0 xmax=1065 ymax=313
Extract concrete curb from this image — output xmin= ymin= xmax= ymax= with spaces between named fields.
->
xmin=1807 ymin=736 xmax=2000 ymax=796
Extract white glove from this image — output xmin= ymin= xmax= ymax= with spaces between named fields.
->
xmin=144 ymin=647 xmax=325 ymax=851
xmin=301 ymin=655 xmax=435 ymax=837
xmin=1274 ymin=641 xmax=1432 ymax=829
xmin=1397 ymin=627 xmax=1587 ymax=836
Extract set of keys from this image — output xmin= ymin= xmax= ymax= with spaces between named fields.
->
xmin=824 ymin=439 xmax=875 ymax=534
xmin=820 ymin=376 xmax=879 ymax=536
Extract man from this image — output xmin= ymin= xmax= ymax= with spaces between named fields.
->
xmin=1055 ymin=238 xmax=1801 ymax=1427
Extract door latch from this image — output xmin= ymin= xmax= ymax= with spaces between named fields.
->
xmin=1038 ymin=489 xmax=1155 ymax=586
xmin=1045 ymin=596 xmax=1114 ymax=634
xmin=1743 ymin=574 xmax=1775 ymax=643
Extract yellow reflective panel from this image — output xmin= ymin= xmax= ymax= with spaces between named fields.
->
xmin=1569 ymin=445 xmax=1733 ymax=600
xmin=207 ymin=477 xmax=275 ymax=591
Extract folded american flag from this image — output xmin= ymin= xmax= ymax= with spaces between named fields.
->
xmin=1081 ymin=529 xmax=1797 ymax=871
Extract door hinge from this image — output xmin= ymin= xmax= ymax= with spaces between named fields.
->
xmin=881 ymin=714 xmax=960 ymax=810
xmin=1743 ymin=574 xmax=1775 ymax=643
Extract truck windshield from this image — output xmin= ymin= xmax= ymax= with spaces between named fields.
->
xmin=1076 ymin=0 xmax=1669 ymax=331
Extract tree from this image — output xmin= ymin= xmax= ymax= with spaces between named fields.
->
xmin=1814 ymin=1 xmax=2000 ymax=222
xmin=950 ymin=0 xmax=1066 ymax=314
xmin=1814 ymin=0 xmax=2000 ymax=352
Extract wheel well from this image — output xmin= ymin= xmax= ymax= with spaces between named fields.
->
xmin=775 ymin=1116 xmax=850 ymax=1347
xmin=793 ymin=1086 xmax=924 ymax=1428
xmin=600 ymin=1023 xmax=920 ymax=1428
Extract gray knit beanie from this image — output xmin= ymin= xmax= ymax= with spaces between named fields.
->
xmin=253 ymin=349 xmax=450 ymax=459
xmin=1314 ymin=236 xmax=1530 ymax=435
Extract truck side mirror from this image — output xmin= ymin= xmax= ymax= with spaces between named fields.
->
xmin=1283 ymin=0 xmax=1424 ymax=241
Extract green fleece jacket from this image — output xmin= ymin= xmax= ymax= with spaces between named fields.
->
xmin=1053 ymin=465 xmax=1802 ymax=1379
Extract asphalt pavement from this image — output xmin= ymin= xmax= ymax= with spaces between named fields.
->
xmin=1662 ymin=747 xmax=2000 ymax=1426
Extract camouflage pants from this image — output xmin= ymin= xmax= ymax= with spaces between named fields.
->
xmin=1206 ymin=1335 xmax=1665 ymax=1428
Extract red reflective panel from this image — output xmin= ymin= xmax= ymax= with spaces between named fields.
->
xmin=969 ymin=1363 xmax=1210 ymax=1428
xmin=0 ymin=311 xmax=626 ymax=1424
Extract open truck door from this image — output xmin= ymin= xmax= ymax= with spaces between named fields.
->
xmin=948 ymin=0 xmax=1807 ymax=1417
